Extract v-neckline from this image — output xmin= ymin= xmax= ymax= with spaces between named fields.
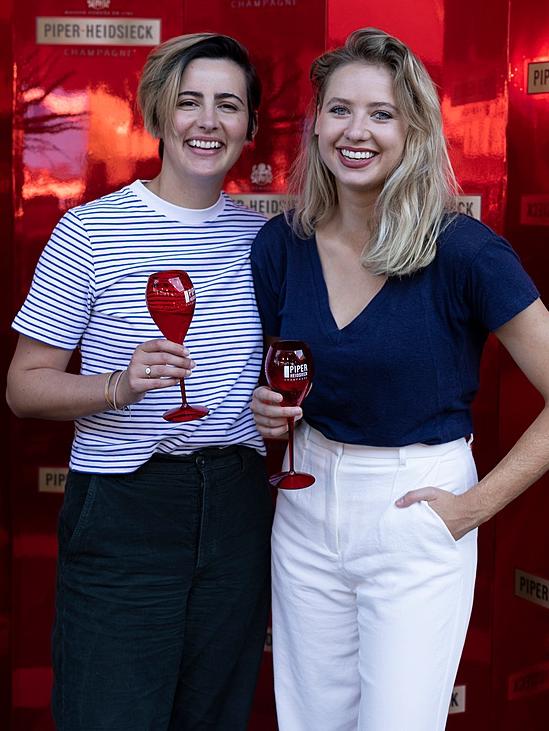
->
xmin=308 ymin=234 xmax=391 ymax=341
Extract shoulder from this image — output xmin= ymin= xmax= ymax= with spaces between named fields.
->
xmin=221 ymin=195 xmax=268 ymax=229
xmin=67 ymin=184 xmax=141 ymax=227
xmin=252 ymin=212 xmax=296 ymax=252
xmin=74 ymin=184 xmax=137 ymax=214
xmin=436 ymin=214 xmax=511 ymax=268
xmin=250 ymin=214 xmax=299 ymax=283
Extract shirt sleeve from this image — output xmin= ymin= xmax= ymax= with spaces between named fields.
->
xmin=466 ymin=232 xmax=539 ymax=332
xmin=12 ymin=209 xmax=95 ymax=349
xmin=250 ymin=215 xmax=288 ymax=337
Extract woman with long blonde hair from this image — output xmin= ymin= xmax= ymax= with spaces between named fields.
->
xmin=251 ymin=27 xmax=549 ymax=731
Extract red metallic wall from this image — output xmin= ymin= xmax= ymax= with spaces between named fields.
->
xmin=8 ymin=4 xmax=184 ymax=729
xmin=2 ymin=0 xmax=548 ymax=729
xmin=495 ymin=0 xmax=549 ymax=726
xmin=0 ymin=0 xmax=15 ymax=722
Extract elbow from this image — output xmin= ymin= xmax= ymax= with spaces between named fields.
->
xmin=6 ymin=386 xmax=29 ymax=418
xmin=6 ymin=372 xmax=35 ymax=419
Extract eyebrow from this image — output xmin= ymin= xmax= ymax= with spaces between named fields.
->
xmin=325 ymin=96 xmax=398 ymax=111
xmin=178 ymin=90 xmax=245 ymax=105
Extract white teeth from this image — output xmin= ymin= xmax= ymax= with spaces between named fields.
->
xmin=188 ymin=139 xmax=222 ymax=149
xmin=341 ymin=149 xmax=376 ymax=160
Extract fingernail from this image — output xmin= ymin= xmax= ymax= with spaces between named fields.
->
xmin=395 ymin=498 xmax=404 ymax=507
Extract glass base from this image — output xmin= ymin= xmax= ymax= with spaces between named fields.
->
xmin=163 ymin=404 xmax=209 ymax=422
xmin=269 ymin=471 xmax=316 ymax=490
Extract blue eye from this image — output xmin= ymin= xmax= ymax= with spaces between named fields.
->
xmin=372 ymin=110 xmax=393 ymax=120
xmin=329 ymin=105 xmax=349 ymax=116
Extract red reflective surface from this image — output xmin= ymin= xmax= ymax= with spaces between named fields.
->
xmin=185 ymin=0 xmax=326 ymax=198
xmin=4 ymin=0 xmax=549 ymax=729
xmin=495 ymin=0 xmax=549 ymax=728
xmin=9 ymin=2 xmax=183 ymax=729
xmin=0 ymin=0 xmax=14 ymax=724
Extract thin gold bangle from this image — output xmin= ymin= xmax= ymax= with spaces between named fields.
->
xmin=112 ymin=370 xmax=125 ymax=411
xmin=104 ymin=371 xmax=116 ymax=410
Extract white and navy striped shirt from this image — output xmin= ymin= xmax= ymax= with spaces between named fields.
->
xmin=13 ymin=181 xmax=267 ymax=473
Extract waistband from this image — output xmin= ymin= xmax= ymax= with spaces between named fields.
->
xmin=151 ymin=444 xmax=249 ymax=464
xmin=300 ymin=422 xmax=471 ymax=461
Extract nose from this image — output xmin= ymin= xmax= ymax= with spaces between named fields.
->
xmin=197 ymin=103 xmax=219 ymax=131
xmin=344 ymin=113 xmax=372 ymax=142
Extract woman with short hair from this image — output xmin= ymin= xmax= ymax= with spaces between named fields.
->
xmin=7 ymin=33 xmax=272 ymax=731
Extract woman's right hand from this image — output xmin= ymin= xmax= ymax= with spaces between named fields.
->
xmin=6 ymin=335 xmax=196 ymax=420
xmin=119 ymin=338 xmax=196 ymax=405
xmin=251 ymin=385 xmax=302 ymax=439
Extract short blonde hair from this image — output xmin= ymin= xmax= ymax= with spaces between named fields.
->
xmin=290 ymin=28 xmax=459 ymax=276
xmin=138 ymin=33 xmax=261 ymax=141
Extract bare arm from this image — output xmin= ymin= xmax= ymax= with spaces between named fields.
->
xmin=396 ymin=299 xmax=549 ymax=538
xmin=6 ymin=334 xmax=195 ymax=421
xmin=464 ymin=299 xmax=549 ymax=520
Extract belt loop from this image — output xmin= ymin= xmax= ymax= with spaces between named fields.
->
xmin=399 ymin=446 xmax=407 ymax=466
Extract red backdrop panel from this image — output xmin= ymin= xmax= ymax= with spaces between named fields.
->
xmin=9 ymin=2 xmax=183 ymax=729
xmin=4 ymin=0 xmax=549 ymax=729
xmin=184 ymin=0 xmax=326 ymax=197
xmin=494 ymin=0 xmax=549 ymax=727
xmin=1 ymin=0 xmax=15 ymax=726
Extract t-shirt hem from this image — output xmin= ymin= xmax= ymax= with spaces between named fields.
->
xmin=486 ymin=291 xmax=539 ymax=332
xmin=68 ymin=442 xmax=267 ymax=473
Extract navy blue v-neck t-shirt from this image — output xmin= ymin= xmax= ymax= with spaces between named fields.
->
xmin=251 ymin=213 xmax=539 ymax=447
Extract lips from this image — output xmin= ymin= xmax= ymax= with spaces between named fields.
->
xmin=186 ymin=138 xmax=223 ymax=150
xmin=337 ymin=147 xmax=378 ymax=168
xmin=340 ymin=148 xmax=376 ymax=160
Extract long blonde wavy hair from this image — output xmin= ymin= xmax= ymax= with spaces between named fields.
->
xmin=289 ymin=28 xmax=459 ymax=276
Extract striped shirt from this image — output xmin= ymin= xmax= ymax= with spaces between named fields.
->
xmin=13 ymin=180 xmax=267 ymax=473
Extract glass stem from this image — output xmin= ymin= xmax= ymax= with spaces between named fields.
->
xmin=179 ymin=379 xmax=189 ymax=408
xmin=287 ymin=417 xmax=295 ymax=475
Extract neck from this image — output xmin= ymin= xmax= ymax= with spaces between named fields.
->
xmin=146 ymin=169 xmax=222 ymax=209
xmin=321 ymin=189 xmax=378 ymax=252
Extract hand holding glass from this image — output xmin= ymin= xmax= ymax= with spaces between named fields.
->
xmin=146 ymin=270 xmax=209 ymax=422
xmin=264 ymin=340 xmax=315 ymax=489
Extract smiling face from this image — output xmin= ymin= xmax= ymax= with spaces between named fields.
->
xmin=314 ymin=62 xmax=408 ymax=203
xmin=159 ymin=57 xmax=251 ymax=204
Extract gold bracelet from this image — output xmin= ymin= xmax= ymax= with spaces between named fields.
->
xmin=112 ymin=370 xmax=125 ymax=411
xmin=104 ymin=371 xmax=116 ymax=410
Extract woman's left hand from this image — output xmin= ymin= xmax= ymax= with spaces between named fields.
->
xmin=395 ymin=487 xmax=477 ymax=541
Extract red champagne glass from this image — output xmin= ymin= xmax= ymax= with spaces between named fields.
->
xmin=265 ymin=340 xmax=315 ymax=489
xmin=146 ymin=270 xmax=209 ymax=422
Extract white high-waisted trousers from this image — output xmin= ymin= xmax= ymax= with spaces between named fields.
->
xmin=272 ymin=422 xmax=478 ymax=731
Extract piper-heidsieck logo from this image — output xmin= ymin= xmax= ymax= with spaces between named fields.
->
xmin=283 ymin=363 xmax=308 ymax=381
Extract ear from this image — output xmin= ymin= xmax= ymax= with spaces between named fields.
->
xmin=313 ymin=106 xmax=321 ymax=136
xmin=247 ymin=111 xmax=259 ymax=142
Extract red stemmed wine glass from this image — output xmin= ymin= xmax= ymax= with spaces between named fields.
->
xmin=265 ymin=339 xmax=315 ymax=489
xmin=146 ymin=270 xmax=209 ymax=422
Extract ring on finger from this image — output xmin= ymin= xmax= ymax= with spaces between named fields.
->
xmin=145 ymin=366 xmax=152 ymax=378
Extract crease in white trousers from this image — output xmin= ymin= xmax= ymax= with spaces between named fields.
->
xmin=272 ymin=422 xmax=478 ymax=731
